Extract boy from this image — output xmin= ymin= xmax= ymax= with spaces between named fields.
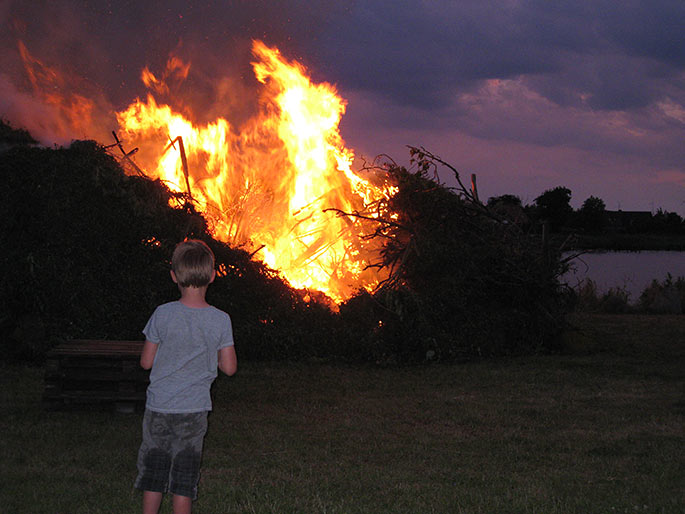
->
xmin=134 ymin=239 xmax=237 ymax=514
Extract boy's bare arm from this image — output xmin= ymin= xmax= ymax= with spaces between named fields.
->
xmin=140 ymin=340 xmax=159 ymax=369
xmin=218 ymin=346 xmax=237 ymax=376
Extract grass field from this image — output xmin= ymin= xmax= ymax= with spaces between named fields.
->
xmin=1 ymin=314 xmax=683 ymax=513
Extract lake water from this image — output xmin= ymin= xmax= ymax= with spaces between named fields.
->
xmin=562 ymin=251 xmax=685 ymax=302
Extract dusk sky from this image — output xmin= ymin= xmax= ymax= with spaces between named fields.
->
xmin=2 ymin=0 xmax=684 ymax=214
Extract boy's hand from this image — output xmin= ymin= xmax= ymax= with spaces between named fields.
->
xmin=218 ymin=346 xmax=237 ymax=376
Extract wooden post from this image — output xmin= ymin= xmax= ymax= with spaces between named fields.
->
xmin=109 ymin=131 xmax=145 ymax=176
xmin=542 ymin=220 xmax=550 ymax=267
xmin=166 ymin=136 xmax=193 ymax=199
xmin=177 ymin=137 xmax=191 ymax=199
xmin=470 ymin=173 xmax=479 ymax=203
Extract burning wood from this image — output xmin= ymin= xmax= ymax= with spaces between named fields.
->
xmin=112 ymin=41 xmax=397 ymax=302
xmin=106 ymin=131 xmax=145 ymax=177
xmin=164 ymin=136 xmax=192 ymax=199
xmin=15 ymin=38 xmax=398 ymax=302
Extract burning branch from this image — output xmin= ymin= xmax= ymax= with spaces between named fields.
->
xmin=106 ymin=131 xmax=145 ymax=177
xmin=164 ymin=136 xmax=192 ymax=200
xmin=323 ymin=208 xmax=411 ymax=233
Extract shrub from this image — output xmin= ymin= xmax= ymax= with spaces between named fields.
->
xmin=638 ymin=274 xmax=684 ymax=314
xmin=571 ymin=275 xmax=685 ymax=315
xmin=571 ymin=279 xmax=633 ymax=313
xmin=598 ymin=286 xmax=632 ymax=314
xmin=573 ymin=279 xmax=601 ymax=312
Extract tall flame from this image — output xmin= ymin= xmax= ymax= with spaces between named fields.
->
xmin=116 ymin=41 xmax=394 ymax=302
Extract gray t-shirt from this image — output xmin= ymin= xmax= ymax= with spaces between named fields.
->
xmin=143 ymin=301 xmax=234 ymax=413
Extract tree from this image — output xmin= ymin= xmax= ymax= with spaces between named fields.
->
xmin=534 ymin=186 xmax=573 ymax=231
xmin=487 ymin=194 xmax=522 ymax=207
xmin=487 ymin=194 xmax=529 ymax=226
xmin=650 ymin=209 xmax=685 ymax=234
xmin=577 ymin=195 xmax=606 ymax=232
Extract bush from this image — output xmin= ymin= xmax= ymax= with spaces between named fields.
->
xmin=638 ymin=274 xmax=684 ymax=314
xmin=570 ymin=275 xmax=685 ymax=315
xmin=598 ymin=287 xmax=633 ymax=314
xmin=573 ymin=279 xmax=601 ymax=312
xmin=573 ymin=279 xmax=632 ymax=314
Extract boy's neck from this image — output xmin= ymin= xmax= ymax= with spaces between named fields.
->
xmin=178 ymin=285 xmax=210 ymax=308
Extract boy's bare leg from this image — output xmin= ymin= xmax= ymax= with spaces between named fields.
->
xmin=142 ymin=491 xmax=163 ymax=514
xmin=172 ymin=494 xmax=192 ymax=514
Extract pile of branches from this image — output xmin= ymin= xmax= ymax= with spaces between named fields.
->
xmin=0 ymin=126 xmax=334 ymax=362
xmin=1 ymin=119 xmax=568 ymax=364
xmin=336 ymin=147 xmax=569 ymax=363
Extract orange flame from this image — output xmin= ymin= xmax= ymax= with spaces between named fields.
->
xmin=116 ymin=40 xmax=395 ymax=302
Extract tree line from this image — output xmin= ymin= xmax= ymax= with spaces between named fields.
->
xmin=487 ymin=186 xmax=685 ymax=236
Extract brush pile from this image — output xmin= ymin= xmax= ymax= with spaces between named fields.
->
xmin=338 ymin=148 xmax=568 ymax=362
xmin=1 ymin=122 xmax=568 ymax=363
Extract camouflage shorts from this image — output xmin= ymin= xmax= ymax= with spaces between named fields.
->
xmin=134 ymin=409 xmax=208 ymax=499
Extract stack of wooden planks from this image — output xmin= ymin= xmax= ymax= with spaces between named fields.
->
xmin=43 ymin=340 xmax=148 ymax=412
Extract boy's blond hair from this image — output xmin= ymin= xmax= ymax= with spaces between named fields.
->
xmin=171 ymin=239 xmax=215 ymax=288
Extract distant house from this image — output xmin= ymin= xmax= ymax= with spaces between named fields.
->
xmin=605 ymin=210 xmax=652 ymax=233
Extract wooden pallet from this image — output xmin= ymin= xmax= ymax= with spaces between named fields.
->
xmin=43 ymin=340 xmax=149 ymax=412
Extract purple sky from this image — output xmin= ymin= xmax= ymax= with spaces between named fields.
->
xmin=2 ymin=0 xmax=684 ymax=214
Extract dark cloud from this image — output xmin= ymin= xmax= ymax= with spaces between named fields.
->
xmin=307 ymin=1 xmax=685 ymax=114
xmin=600 ymin=0 xmax=685 ymax=67
xmin=4 ymin=0 xmax=683 ymax=115
xmin=310 ymin=1 xmax=566 ymax=109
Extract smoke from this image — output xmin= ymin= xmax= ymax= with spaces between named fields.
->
xmin=0 ymin=71 xmax=115 ymax=146
xmin=0 ymin=0 xmax=345 ymax=144
xmin=0 ymin=74 xmax=67 ymax=145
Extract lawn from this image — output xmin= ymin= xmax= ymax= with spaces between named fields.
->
xmin=1 ymin=314 xmax=683 ymax=513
